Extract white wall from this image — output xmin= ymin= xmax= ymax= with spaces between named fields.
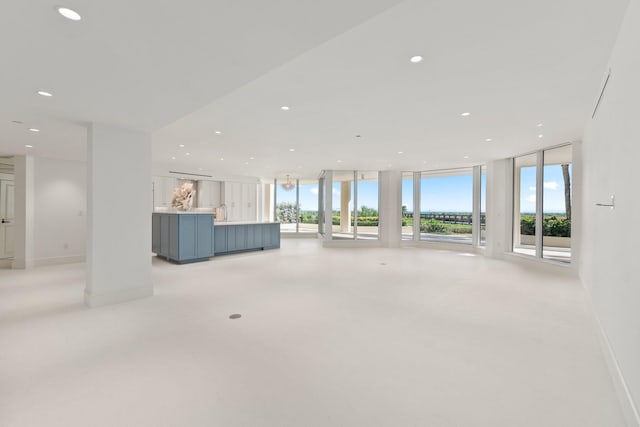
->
xmin=580 ymin=0 xmax=640 ymax=423
xmin=33 ymin=157 xmax=86 ymax=265
xmin=86 ymin=124 xmax=152 ymax=307
xmin=11 ymin=155 xmax=34 ymax=269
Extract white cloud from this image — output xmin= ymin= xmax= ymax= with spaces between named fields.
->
xmin=544 ymin=181 xmax=559 ymax=190
xmin=528 ymin=186 xmax=536 ymax=191
xmin=527 ymin=194 xmax=536 ymax=203
xmin=309 ymin=188 xmax=318 ymax=195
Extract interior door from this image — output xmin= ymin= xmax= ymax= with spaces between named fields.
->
xmin=0 ymin=178 xmax=15 ymax=259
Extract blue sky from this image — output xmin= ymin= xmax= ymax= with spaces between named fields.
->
xmin=520 ymin=164 xmax=571 ymax=214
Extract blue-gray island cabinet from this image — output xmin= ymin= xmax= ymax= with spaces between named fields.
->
xmin=152 ymin=212 xmax=214 ymax=263
xmin=213 ymin=222 xmax=280 ymax=255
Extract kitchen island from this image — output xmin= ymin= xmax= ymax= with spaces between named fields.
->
xmin=214 ymin=221 xmax=280 ymax=255
xmin=152 ymin=212 xmax=280 ymax=263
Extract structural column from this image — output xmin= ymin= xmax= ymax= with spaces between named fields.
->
xmin=85 ymin=124 xmax=152 ymax=307
xmin=485 ymin=158 xmax=513 ymax=259
xmin=379 ymin=170 xmax=402 ymax=247
xmin=340 ymin=181 xmax=351 ymax=232
xmin=12 ymin=155 xmax=34 ymax=269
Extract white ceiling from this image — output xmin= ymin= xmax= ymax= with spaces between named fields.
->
xmin=0 ymin=0 xmax=630 ymax=181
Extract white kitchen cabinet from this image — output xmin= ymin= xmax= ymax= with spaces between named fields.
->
xmin=223 ymin=181 xmax=258 ymax=222
xmin=152 ymin=176 xmax=179 ymax=209
xmin=197 ymin=180 xmax=221 ymax=207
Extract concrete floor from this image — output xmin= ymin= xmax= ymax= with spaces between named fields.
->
xmin=0 ymin=240 xmax=625 ymax=426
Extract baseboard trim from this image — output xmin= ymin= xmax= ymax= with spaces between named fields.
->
xmin=594 ymin=315 xmax=640 ymax=427
xmin=35 ymin=255 xmax=85 ymax=267
xmin=84 ymin=286 xmax=153 ymax=308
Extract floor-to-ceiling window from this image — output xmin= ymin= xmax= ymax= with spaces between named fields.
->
xmin=512 ymin=145 xmax=572 ymax=262
xmin=332 ymin=171 xmax=355 ymax=239
xmin=356 ymin=171 xmax=379 ymax=240
xmin=401 ymin=172 xmax=414 ymax=240
xmin=419 ymin=169 xmax=473 ymax=244
xmin=274 ymin=177 xmax=320 ymax=234
xmin=513 ymin=153 xmax=538 ymax=256
xmin=298 ymin=179 xmax=319 ymax=234
xmin=275 ymin=176 xmax=298 ymax=233
xmin=542 ymin=145 xmax=572 ymax=262
xmin=318 ymin=176 xmax=325 ymax=236
xmin=321 ymin=170 xmax=380 ymax=240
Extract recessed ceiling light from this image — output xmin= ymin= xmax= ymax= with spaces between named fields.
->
xmin=220 ymin=158 xmax=224 ymax=161
xmin=57 ymin=7 xmax=82 ymax=21
xmin=410 ymin=55 xmax=423 ymax=63
xmin=25 ymin=144 xmax=33 ymax=148
xmin=337 ymin=160 xmax=343 ymax=163
xmin=537 ymin=123 xmax=543 ymax=127
xmin=171 ymin=156 xmax=176 ymax=160
xmin=281 ymin=106 xmax=290 ymax=111
xmin=485 ymin=138 xmax=493 ymax=142
xmin=215 ymin=131 xmax=222 ymax=134
xmin=178 ymin=144 xmax=185 ymax=148
xmin=244 ymin=162 xmax=249 ymax=165
xmin=29 ymin=128 xmax=40 ymax=132
xmin=249 ymin=157 xmax=255 ymax=160
xmin=461 ymin=112 xmax=471 ymax=117
xmin=538 ymin=134 xmax=544 ymax=138
xmin=397 ymin=151 xmax=404 ymax=154
xmin=288 ymin=148 xmax=295 ymax=152
xmin=37 ymin=90 xmax=53 ymax=97
xmin=185 ymin=152 xmax=191 ymax=156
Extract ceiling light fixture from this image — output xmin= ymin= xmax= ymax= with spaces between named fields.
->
xmin=461 ymin=112 xmax=471 ymax=117
xmin=215 ymin=131 xmax=222 ymax=134
xmin=57 ymin=7 xmax=82 ymax=21
xmin=171 ymin=156 xmax=176 ymax=160
xmin=281 ymin=106 xmax=290 ymax=111
xmin=185 ymin=152 xmax=191 ymax=156
xmin=337 ymin=160 xmax=343 ymax=163
xmin=538 ymin=134 xmax=544 ymax=138
xmin=463 ymin=155 xmax=470 ymax=159
xmin=25 ymin=145 xmax=33 ymax=148
xmin=537 ymin=123 xmax=543 ymax=127
xmin=178 ymin=144 xmax=185 ymax=148
xmin=281 ymin=174 xmax=295 ymax=191
xmin=289 ymin=148 xmax=295 ymax=152
xmin=220 ymin=157 xmax=224 ymax=161
xmin=410 ymin=55 xmax=423 ymax=63
xmin=37 ymin=90 xmax=53 ymax=97
xmin=397 ymin=151 xmax=404 ymax=154
xmin=249 ymin=157 xmax=255 ymax=160
xmin=485 ymin=138 xmax=493 ymax=142
xmin=29 ymin=128 xmax=40 ymax=132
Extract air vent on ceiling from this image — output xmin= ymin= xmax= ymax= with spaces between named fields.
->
xmin=169 ymin=171 xmax=212 ymax=178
